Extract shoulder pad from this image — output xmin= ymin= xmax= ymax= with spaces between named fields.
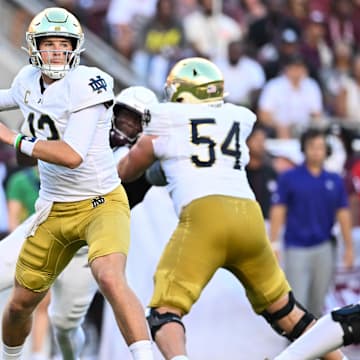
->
xmin=68 ymin=66 xmax=114 ymax=112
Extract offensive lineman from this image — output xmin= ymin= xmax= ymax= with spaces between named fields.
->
xmin=118 ymin=57 xmax=347 ymax=360
xmin=0 ymin=7 xmax=154 ymax=360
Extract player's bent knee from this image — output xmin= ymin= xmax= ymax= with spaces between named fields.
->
xmin=332 ymin=304 xmax=360 ymax=346
xmin=50 ymin=303 xmax=89 ymax=330
xmin=261 ymin=291 xmax=316 ymax=341
xmin=146 ymin=308 xmax=185 ymax=340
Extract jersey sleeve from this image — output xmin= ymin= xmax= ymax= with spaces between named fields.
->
xmin=68 ymin=66 xmax=114 ymax=113
xmin=0 ymin=89 xmax=17 ymax=111
xmin=0 ymin=66 xmax=34 ymax=111
xmin=143 ymin=103 xmax=172 ymax=136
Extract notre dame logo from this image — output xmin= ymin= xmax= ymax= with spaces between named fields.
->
xmin=91 ymin=196 xmax=105 ymax=208
xmin=88 ymin=76 xmax=107 ymax=93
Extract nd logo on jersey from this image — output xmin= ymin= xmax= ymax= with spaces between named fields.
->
xmin=88 ymin=76 xmax=107 ymax=93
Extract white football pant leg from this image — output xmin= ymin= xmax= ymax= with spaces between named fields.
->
xmin=0 ymin=216 xmax=35 ymax=291
xmin=273 ymin=314 xmax=344 ymax=360
xmin=49 ymin=247 xmax=98 ymax=360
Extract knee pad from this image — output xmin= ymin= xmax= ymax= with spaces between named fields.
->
xmin=332 ymin=304 xmax=360 ymax=346
xmin=261 ymin=292 xmax=316 ymax=341
xmin=146 ymin=308 xmax=185 ymax=340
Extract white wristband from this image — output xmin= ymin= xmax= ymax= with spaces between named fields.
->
xmin=271 ymin=241 xmax=281 ymax=251
xmin=19 ymin=136 xmax=39 ymax=156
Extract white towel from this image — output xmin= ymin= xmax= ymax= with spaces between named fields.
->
xmin=25 ymin=198 xmax=53 ymax=237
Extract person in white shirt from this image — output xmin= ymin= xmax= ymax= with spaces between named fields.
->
xmin=258 ymin=54 xmax=323 ymax=138
xmin=183 ymin=0 xmax=242 ymax=60
xmin=215 ymin=39 xmax=265 ymax=109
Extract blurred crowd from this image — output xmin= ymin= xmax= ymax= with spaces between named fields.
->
xmin=3 ymin=0 xmax=360 ymax=228
xmin=1 ymin=0 xmax=360 ymax=357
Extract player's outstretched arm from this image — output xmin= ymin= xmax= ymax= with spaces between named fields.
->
xmin=0 ymin=122 xmax=81 ymax=168
xmin=118 ymin=134 xmax=157 ymax=182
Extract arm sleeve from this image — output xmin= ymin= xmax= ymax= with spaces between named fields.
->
xmin=63 ymin=104 xmax=106 ymax=160
xmin=0 ymin=89 xmax=18 ymax=111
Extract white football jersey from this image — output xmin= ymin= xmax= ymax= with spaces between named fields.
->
xmin=144 ymin=101 xmax=256 ymax=215
xmin=5 ymin=65 xmax=119 ymax=202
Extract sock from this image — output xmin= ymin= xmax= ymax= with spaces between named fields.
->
xmin=30 ymin=353 xmax=47 ymax=360
xmin=274 ymin=314 xmax=344 ymax=360
xmin=53 ymin=326 xmax=85 ymax=360
xmin=170 ymin=356 xmax=189 ymax=360
xmin=129 ymin=340 xmax=154 ymax=360
xmin=1 ymin=344 xmax=23 ymax=359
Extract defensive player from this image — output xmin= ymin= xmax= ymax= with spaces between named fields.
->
xmin=0 ymin=7 xmax=153 ymax=360
xmin=117 ymin=57 xmax=347 ymax=360
xmin=273 ymin=303 xmax=360 ymax=359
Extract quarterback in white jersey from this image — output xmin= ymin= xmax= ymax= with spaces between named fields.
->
xmin=0 ymin=7 xmax=154 ymax=360
xmin=118 ymin=57 xmax=346 ymax=360
xmin=0 ymin=85 xmax=159 ymax=360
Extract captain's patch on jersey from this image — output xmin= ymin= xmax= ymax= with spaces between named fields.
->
xmin=88 ymin=75 xmax=107 ymax=93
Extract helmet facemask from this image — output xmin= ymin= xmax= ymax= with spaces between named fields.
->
xmin=110 ymin=105 xmax=144 ymax=147
xmin=109 ymin=86 xmax=157 ymax=148
xmin=24 ymin=8 xmax=84 ymax=79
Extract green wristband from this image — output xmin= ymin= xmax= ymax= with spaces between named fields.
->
xmin=13 ymin=133 xmax=23 ymax=150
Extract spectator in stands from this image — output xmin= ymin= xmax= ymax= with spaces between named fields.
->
xmin=321 ymin=41 xmax=354 ymax=115
xmin=284 ymin=0 xmax=312 ymax=37
xmin=326 ymin=0 xmax=360 ymax=53
xmin=299 ymin=10 xmax=333 ymax=85
xmin=106 ymin=0 xmax=157 ymax=59
xmin=269 ymin=128 xmax=354 ymax=317
xmin=6 ymin=166 xmax=39 ymax=231
xmin=341 ymin=125 xmax=360 ymax=227
xmin=258 ymin=54 xmax=323 ymax=138
xmin=262 ymin=27 xmax=300 ymax=80
xmin=132 ymin=0 xmax=188 ymax=93
xmin=246 ymin=125 xmax=278 ymax=221
xmin=240 ymin=0 xmax=267 ymax=27
xmin=215 ymin=39 xmax=265 ymax=110
xmin=334 ymin=53 xmax=360 ymax=123
xmin=182 ymin=0 xmax=243 ymax=60
xmin=246 ymin=0 xmax=300 ymax=60
xmin=55 ymin=0 xmax=110 ymax=38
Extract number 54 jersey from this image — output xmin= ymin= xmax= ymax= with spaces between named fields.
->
xmin=144 ymin=101 xmax=257 ymax=215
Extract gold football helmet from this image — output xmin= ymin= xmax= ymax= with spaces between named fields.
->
xmin=25 ymin=7 xmax=84 ymax=79
xmin=164 ymin=57 xmax=224 ymax=103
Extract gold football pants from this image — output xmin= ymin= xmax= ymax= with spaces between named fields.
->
xmin=150 ymin=195 xmax=291 ymax=314
xmin=16 ymin=185 xmax=130 ymax=292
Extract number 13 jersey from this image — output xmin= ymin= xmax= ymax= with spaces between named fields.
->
xmin=6 ymin=65 xmax=119 ymax=202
